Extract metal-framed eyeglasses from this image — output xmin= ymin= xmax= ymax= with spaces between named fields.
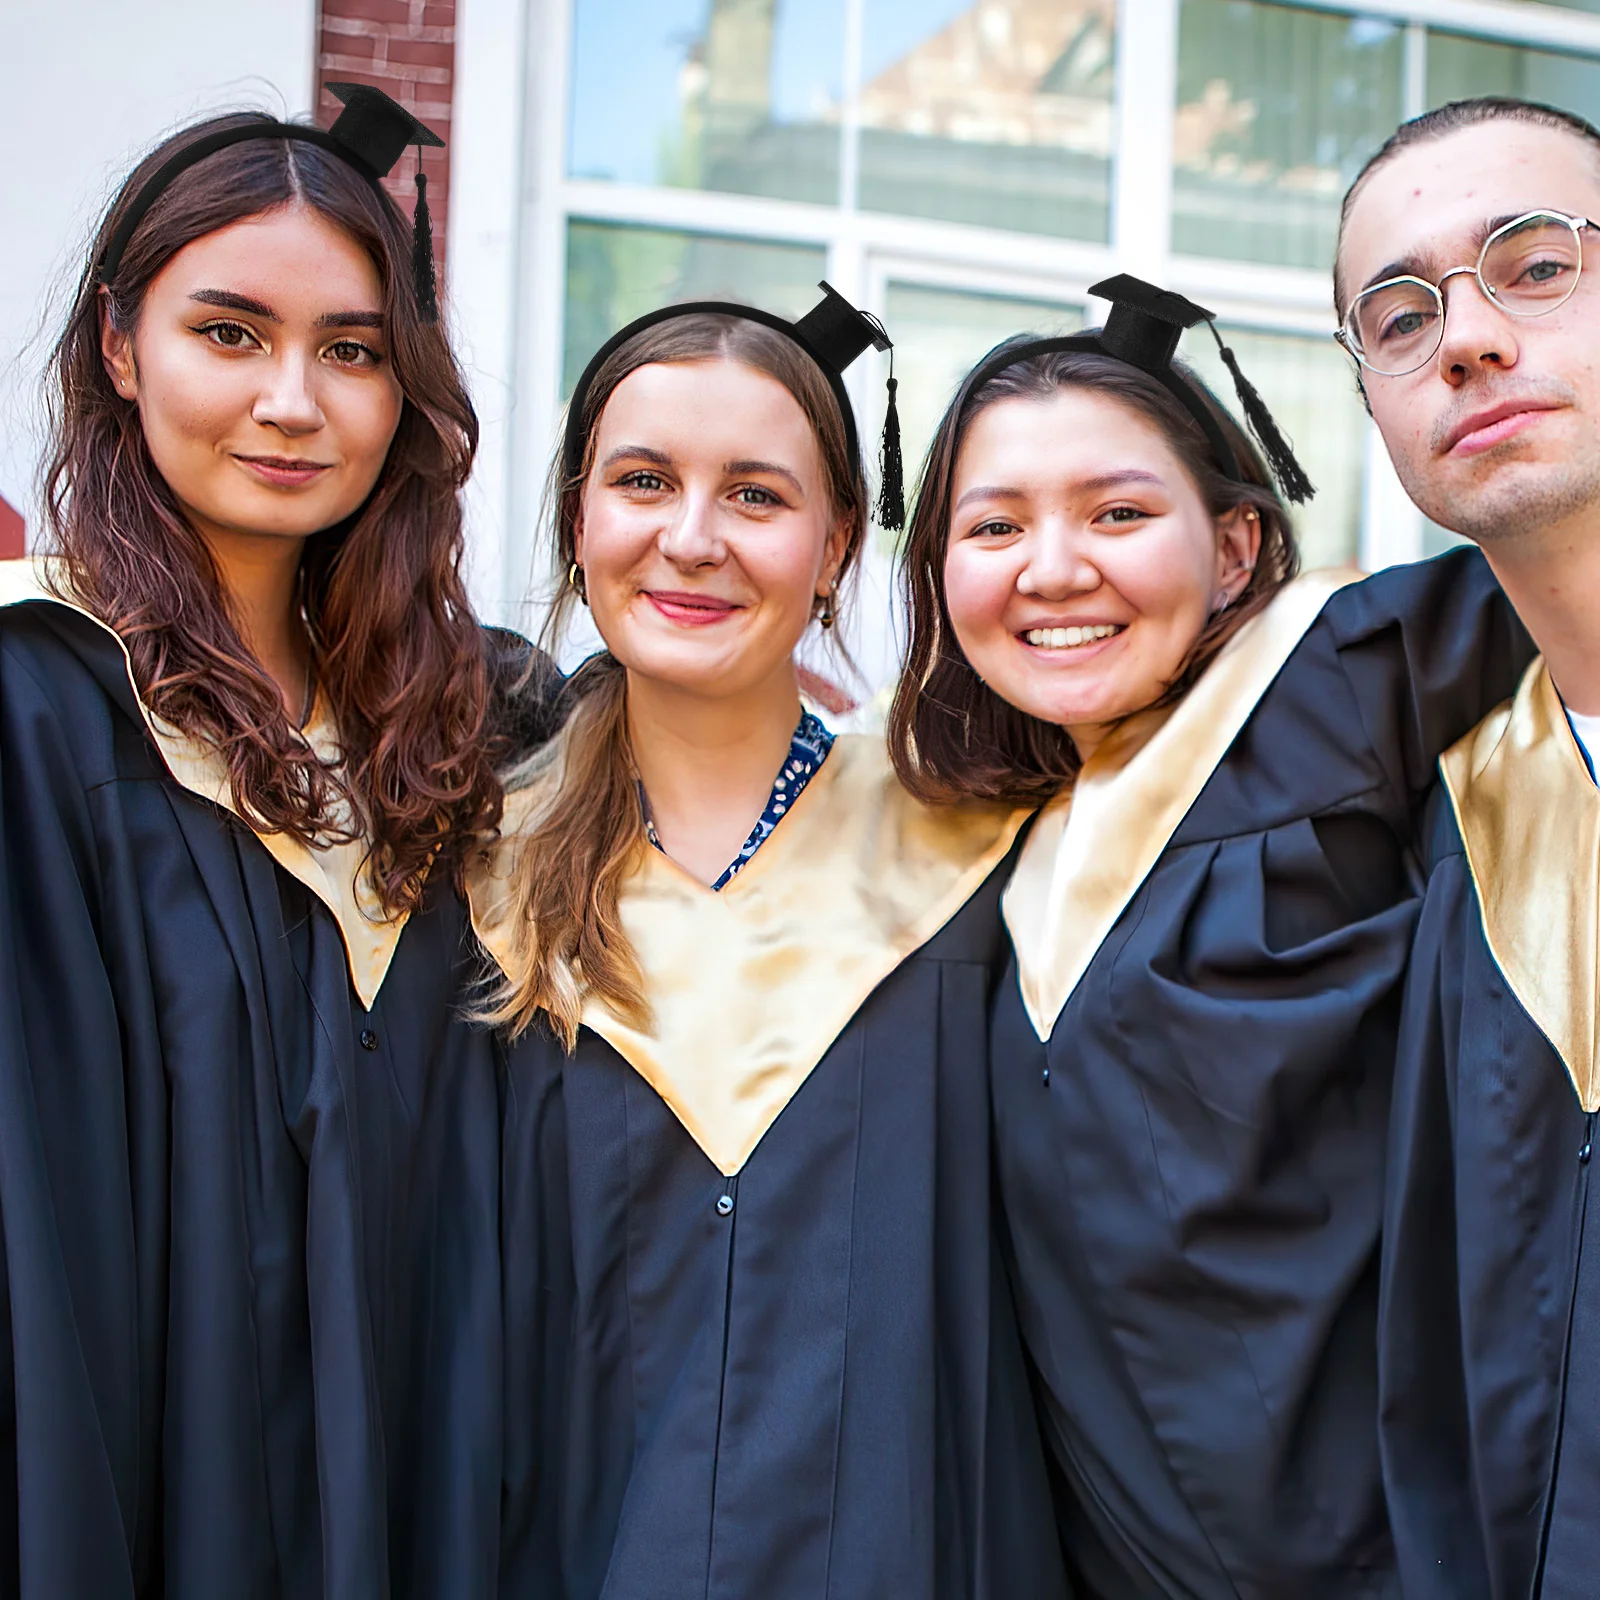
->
xmin=1337 ymin=209 xmax=1595 ymax=377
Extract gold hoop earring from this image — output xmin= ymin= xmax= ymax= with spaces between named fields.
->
xmin=567 ymin=561 xmax=588 ymax=605
xmin=818 ymin=585 xmax=837 ymax=631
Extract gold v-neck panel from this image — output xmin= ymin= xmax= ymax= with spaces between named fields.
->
xmin=1443 ymin=659 xmax=1600 ymax=1111
xmin=471 ymin=734 xmax=1027 ymax=1175
xmin=0 ymin=558 xmax=406 ymax=1010
xmin=1003 ymin=569 xmax=1360 ymax=1042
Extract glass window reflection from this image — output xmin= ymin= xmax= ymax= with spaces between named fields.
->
xmin=568 ymin=0 xmax=847 ymax=205
xmin=1428 ymin=31 xmax=1600 ymax=122
xmin=879 ymin=281 xmax=1083 ymax=527
xmin=1173 ymin=0 xmax=1402 ymax=269
xmin=1180 ymin=325 xmax=1366 ymax=567
xmin=562 ymin=221 xmax=829 ymax=395
xmin=858 ymin=0 xmax=1115 ymax=240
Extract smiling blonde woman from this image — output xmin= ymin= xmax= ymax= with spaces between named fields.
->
xmin=472 ymin=288 xmax=1068 ymax=1600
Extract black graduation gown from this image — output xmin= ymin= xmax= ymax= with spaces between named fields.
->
xmin=478 ymin=734 xmax=1070 ymax=1600
xmin=0 ymin=582 xmax=553 ymax=1599
xmin=988 ymin=550 xmax=1531 ymax=1599
xmin=1379 ymin=658 xmax=1600 ymax=1600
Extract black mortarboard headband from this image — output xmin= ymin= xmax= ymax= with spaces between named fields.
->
xmin=98 ymin=83 xmax=446 ymax=323
xmin=956 ymin=273 xmax=1315 ymax=505
xmin=563 ymin=281 xmax=908 ymax=530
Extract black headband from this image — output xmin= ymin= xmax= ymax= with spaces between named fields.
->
xmin=563 ymin=282 xmax=907 ymax=531
xmin=957 ymin=274 xmax=1315 ymax=505
xmin=98 ymin=84 xmax=445 ymax=323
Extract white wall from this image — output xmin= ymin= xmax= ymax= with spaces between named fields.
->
xmin=446 ymin=0 xmax=535 ymax=627
xmin=0 ymin=0 xmax=319 ymax=534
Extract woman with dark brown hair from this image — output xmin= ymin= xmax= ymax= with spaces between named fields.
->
xmin=470 ymin=287 xmax=1067 ymax=1599
xmin=887 ymin=276 xmax=1531 ymax=1598
xmin=0 ymin=91 xmax=554 ymax=1596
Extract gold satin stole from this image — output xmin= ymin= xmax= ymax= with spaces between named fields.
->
xmin=1442 ymin=659 xmax=1600 ymax=1111
xmin=471 ymin=734 xmax=1027 ymax=1176
xmin=0 ymin=557 xmax=405 ymax=1009
xmin=1004 ymin=569 xmax=1360 ymax=1042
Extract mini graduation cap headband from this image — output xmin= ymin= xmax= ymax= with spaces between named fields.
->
xmin=959 ymin=274 xmax=1315 ymax=506
xmin=564 ymin=281 xmax=908 ymax=531
xmin=98 ymin=83 xmax=446 ymax=323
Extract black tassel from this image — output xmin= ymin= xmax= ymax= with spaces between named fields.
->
xmin=412 ymin=165 xmax=439 ymax=325
xmin=876 ymin=371 xmax=905 ymax=532
xmin=1208 ymin=324 xmax=1314 ymax=505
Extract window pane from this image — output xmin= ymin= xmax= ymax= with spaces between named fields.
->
xmin=1173 ymin=0 xmax=1403 ymax=268
xmin=879 ymin=282 xmax=1083 ymax=517
xmin=562 ymin=222 xmax=829 ymax=395
xmin=1179 ymin=325 xmax=1366 ymax=567
xmin=568 ymin=0 xmax=847 ymax=205
xmin=857 ymin=0 xmax=1115 ymax=240
xmin=1428 ymin=32 xmax=1600 ymax=123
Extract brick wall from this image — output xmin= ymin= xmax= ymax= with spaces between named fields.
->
xmin=315 ymin=0 xmax=456 ymax=277
xmin=0 ymin=494 xmax=22 ymax=559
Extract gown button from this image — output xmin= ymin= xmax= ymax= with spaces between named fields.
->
xmin=715 ymin=1194 xmax=735 ymax=1217
xmin=360 ymin=1028 xmax=379 ymax=1051
xmin=1041 ymin=1066 xmax=1050 ymax=1086
xmin=1581 ymin=1141 xmax=1592 ymax=1165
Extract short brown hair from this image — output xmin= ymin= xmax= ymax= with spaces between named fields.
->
xmin=1335 ymin=97 xmax=1600 ymax=314
xmin=483 ymin=313 xmax=869 ymax=1045
xmin=888 ymin=343 xmax=1299 ymax=807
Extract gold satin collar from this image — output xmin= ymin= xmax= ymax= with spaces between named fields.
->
xmin=1442 ymin=659 xmax=1600 ymax=1111
xmin=0 ymin=557 xmax=405 ymax=1009
xmin=1003 ymin=569 xmax=1359 ymax=1041
xmin=472 ymin=734 xmax=1026 ymax=1175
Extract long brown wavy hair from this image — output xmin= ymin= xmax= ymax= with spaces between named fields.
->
xmin=41 ymin=111 xmax=500 ymax=913
xmin=889 ymin=344 xmax=1300 ymax=807
xmin=482 ymin=313 xmax=868 ymax=1046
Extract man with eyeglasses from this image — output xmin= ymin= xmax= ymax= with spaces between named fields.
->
xmin=1337 ymin=95 xmax=1600 ymax=1600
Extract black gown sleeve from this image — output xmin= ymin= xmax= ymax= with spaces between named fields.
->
xmin=496 ymin=1022 xmax=572 ymax=1598
xmin=1375 ymin=806 xmax=1489 ymax=1600
xmin=0 ymin=615 xmax=161 ymax=1594
xmin=1326 ymin=547 xmax=1532 ymax=822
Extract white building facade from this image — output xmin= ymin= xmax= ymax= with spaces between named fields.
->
xmin=449 ymin=0 xmax=1600 ymax=684
xmin=11 ymin=0 xmax=1600 ymax=684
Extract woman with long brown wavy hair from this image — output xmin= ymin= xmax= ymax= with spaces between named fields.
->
xmin=887 ymin=277 xmax=1530 ymax=1596
xmin=470 ymin=288 xmax=1067 ymax=1598
xmin=0 ymin=90 xmax=553 ymax=1596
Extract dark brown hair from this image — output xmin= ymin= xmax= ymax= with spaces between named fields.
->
xmin=888 ymin=343 xmax=1299 ymax=807
xmin=42 ymin=111 xmax=499 ymax=912
xmin=483 ymin=313 xmax=868 ymax=1045
xmin=1335 ymin=97 xmax=1600 ymax=315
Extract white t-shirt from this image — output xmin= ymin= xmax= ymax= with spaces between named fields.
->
xmin=1566 ymin=705 xmax=1600 ymax=780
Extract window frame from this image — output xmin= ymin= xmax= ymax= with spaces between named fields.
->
xmin=501 ymin=0 xmax=1600 ymax=610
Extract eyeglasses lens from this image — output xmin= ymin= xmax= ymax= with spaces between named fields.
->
xmin=1481 ymin=215 xmax=1582 ymax=313
xmin=1351 ymin=282 xmax=1442 ymax=375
